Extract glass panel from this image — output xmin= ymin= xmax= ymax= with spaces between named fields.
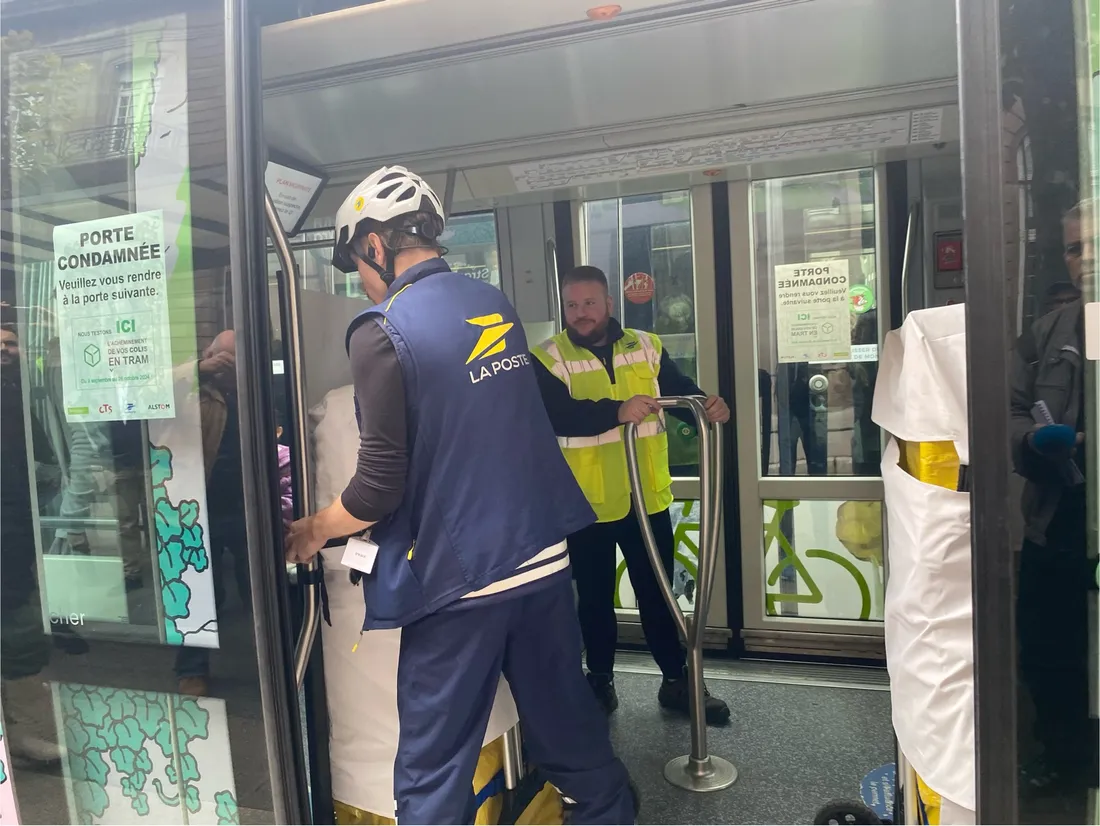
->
xmin=762 ymin=499 xmax=885 ymax=622
xmin=583 ymin=192 xmax=700 ymax=474
xmin=269 ymin=210 xmax=503 ymax=301
xmin=752 ymin=170 xmax=881 ymax=477
xmin=441 ymin=211 xmax=501 ymax=289
xmin=614 ymin=499 xmax=700 ymax=615
xmin=1 ymin=4 xmax=281 ymax=822
xmin=994 ymin=0 xmax=1099 ymax=818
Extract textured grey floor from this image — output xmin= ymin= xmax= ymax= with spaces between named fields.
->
xmin=609 ymin=668 xmax=894 ymax=825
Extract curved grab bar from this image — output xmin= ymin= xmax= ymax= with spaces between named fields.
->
xmin=546 ymin=238 xmax=562 ymax=334
xmin=624 ymin=397 xmax=736 ymax=792
xmin=264 ymin=192 xmax=320 ymax=691
xmin=900 ymin=202 xmax=921 ymax=319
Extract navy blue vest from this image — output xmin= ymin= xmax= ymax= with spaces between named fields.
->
xmin=345 ymin=259 xmax=595 ymax=629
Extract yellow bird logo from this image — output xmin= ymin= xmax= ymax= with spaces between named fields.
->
xmin=465 ymin=314 xmax=513 ymax=364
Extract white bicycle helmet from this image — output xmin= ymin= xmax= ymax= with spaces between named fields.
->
xmin=331 ymin=165 xmax=446 ymax=277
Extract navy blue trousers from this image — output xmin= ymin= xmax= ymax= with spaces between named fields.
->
xmin=393 ymin=574 xmax=635 ymax=824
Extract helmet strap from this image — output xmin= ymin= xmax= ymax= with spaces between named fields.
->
xmin=356 ymin=224 xmax=443 ymax=288
xmin=355 ymin=234 xmax=397 ymax=286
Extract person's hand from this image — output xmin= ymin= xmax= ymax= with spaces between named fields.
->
xmin=703 ymin=394 xmax=730 ymax=424
xmin=618 ymin=394 xmax=660 ymax=426
xmin=198 ymin=350 xmax=235 ymax=377
xmin=286 ymin=515 xmax=324 ymax=565
xmin=1029 ymin=424 xmax=1082 ymax=459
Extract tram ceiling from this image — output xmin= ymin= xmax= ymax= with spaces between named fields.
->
xmin=261 ymin=0 xmax=958 ymax=187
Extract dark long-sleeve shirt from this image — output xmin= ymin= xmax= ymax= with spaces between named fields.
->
xmin=533 ymin=323 xmax=704 ymax=438
xmin=339 ymin=319 xmax=408 ymax=523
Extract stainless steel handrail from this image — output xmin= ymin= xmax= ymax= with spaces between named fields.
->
xmin=265 ymin=191 xmax=320 ymax=692
xmin=501 ymin=725 xmax=525 ymax=790
xmin=624 ymin=397 xmax=737 ymax=793
xmin=900 ymin=202 xmax=921 ymax=319
xmin=40 ymin=516 xmax=122 ymax=531
xmin=545 ymin=238 xmax=562 ymax=334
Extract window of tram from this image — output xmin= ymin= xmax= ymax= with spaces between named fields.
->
xmin=753 ymin=170 xmax=881 ymax=478
xmin=1 ymin=4 xmax=280 ymax=823
xmin=583 ymin=192 xmax=703 ymax=617
xmin=440 ymin=211 xmax=501 ymax=289
xmin=993 ymin=0 xmax=1099 ymax=818
xmin=268 ymin=211 xmax=503 ymax=301
xmin=583 ymin=192 xmax=700 ymax=475
xmin=751 ymin=169 xmax=884 ymax=624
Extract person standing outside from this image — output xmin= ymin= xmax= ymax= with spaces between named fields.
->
xmin=285 ymin=168 xmax=635 ymax=824
xmin=531 ymin=265 xmax=731 ymax=725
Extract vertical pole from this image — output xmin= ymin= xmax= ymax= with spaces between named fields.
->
xmin=225 ymin=0 xmax=309 ymax=820
xmin=442 ymin=168 xmax=457 ymax=218
xmin=956 ymin=0 xmax=1020 ymax=819
xmin=502 ymin=725 xmax=525 ymax=790
xmin=624 ymin=397 xmax=736 ymax=792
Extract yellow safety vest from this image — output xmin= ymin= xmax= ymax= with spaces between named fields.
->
xmin=533 ymin=328 xmax=673 ymax=523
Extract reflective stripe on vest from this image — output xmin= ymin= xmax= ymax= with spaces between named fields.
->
xmin=533 ymin=328 xmax=673 ymax=522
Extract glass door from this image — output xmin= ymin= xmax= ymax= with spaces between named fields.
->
xmin=730 ymin=168 xmax=888 ymax=657
xmin=0 ymin=1 xmax=306 ymax=822
xmin=579 ymin=185 xmax=728 ymax=640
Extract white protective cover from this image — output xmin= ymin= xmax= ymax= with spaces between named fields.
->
xmin=311 ymin=385 xmax=520 ymax=817
xmin=871 ymin=305 xmax=975 ymax=816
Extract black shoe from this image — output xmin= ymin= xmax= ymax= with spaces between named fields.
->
xmin=658 ymin=675 xmax=731 ymax=726
xmin=587 ymin=672 xmax=619 ymax=715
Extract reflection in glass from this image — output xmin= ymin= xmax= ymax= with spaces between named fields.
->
xmin=753 ymin=170 xmax=881 ymax=478
xmin=614 ymin=499 xmax=701 ymax=615
xmin=1 ymin=5 xmax=279 ymax=822
xmin=991 ymin=0 xmax=1098 ymax=818
xmin=762 ymin=499 xmax=884 ymax=622
xmin=441 ymin=212 xmax=501 ymax=289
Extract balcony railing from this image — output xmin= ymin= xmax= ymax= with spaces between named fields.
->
xmin=57 ymin=124 xmax=132 ymax=163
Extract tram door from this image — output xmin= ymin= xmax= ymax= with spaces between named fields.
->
xmin=728 ymin=169 xmax=889 ymax=659
xmin=726 ymin=156 xmax=961 ymax=660
xmin=0 ymin=1 xmax=313 ymax=824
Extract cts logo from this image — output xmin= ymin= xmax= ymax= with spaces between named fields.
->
xmin=465 ymin=314 xmax=513 ymax=364
xmin=98 ymin=403 xmax=113 ymax=414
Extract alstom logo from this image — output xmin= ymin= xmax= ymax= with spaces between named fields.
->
xmin=465 ymin=314 xmax=513 ymax=364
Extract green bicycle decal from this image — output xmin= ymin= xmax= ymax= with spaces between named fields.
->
xmin=762 ymin=499 xmax=872 ymax=620
xmin=613 ymin=508 xmax=700 ymax=609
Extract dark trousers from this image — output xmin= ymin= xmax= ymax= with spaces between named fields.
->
xmin=569 ymin=508 xmax=685 ymax=680
xmin=393 ymin=575 xmax=634 ymax=825
xmin=1017 ymin=536 xmax=1095 ymax=775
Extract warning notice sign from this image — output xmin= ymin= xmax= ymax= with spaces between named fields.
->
xmin=53 ymin=210 xmax=176 ymax=423
xmin=774 ymin=259 xmax=852 ymax=364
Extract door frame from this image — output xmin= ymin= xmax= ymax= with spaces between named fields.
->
xmin=570 ymin=185 xmax=732 ymax=647
xmin=227 ymin=0 xmax=319 ymax=821
xmin=728 ymin=165 xmax=892 ymax=660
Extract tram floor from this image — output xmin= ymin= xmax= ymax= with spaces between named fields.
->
xmin=608 ymin=653 xmax=893 ymax=825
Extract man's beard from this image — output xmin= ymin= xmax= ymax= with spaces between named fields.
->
xmin=0 ymin=359 xmax=20 ymax=385
xmin=567 ymin=317 xmax=610 ymax=347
